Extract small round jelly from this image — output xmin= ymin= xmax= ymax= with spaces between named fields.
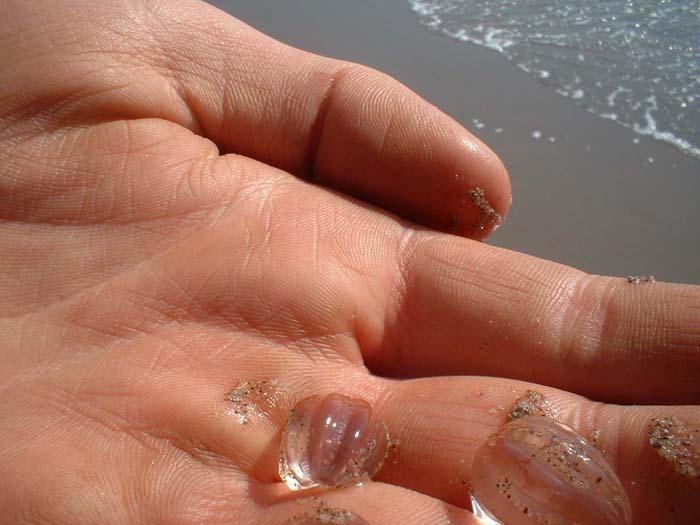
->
xmin=471 ymin=416 xmax=632 ymax=525
xmin=279 ymin=394 xmax=389 ymax=490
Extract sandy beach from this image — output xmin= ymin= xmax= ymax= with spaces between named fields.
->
xmin=212 ymin=0 xmax=700 ymax=284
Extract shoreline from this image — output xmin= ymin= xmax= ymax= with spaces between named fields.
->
xmin=407 ymin=0 xmax=700 ymax=162
xmin=214 ymin=0 xmax=700 ymax=284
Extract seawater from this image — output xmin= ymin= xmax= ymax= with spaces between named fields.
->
xmin=409 ymin=0 xmax=700 ymax=159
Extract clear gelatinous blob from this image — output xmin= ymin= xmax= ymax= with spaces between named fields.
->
xmin=279 ymin=394 xmax=389 ymax=491
xmin=471 ymin=416 xmax=632 ymax=525
xmin=470 ymin=490 xmax=503 ymax=525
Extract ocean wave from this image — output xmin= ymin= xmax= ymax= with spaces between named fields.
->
xmin=408 ymin=0 xmax=700 ymax=159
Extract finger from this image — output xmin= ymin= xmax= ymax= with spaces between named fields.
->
xmin=8 ymin=326 xmax=479 ymax=524
xmin=372 ymin=376 xmax=700 ymax=525
xmin=41 ymin=332 xmax=698 ymax=525
xmin=113 ymin=146 xmax=696 ymax=405
xmin=365 ymin=232 xmax=700 ymax=403
xmin=9 ymin=119 xmax=693 ymax=420
xmin=162 ymin=0 xmax=511 ymax=239
xmin=0 ymin=119 xmax=236 ymax=317
xmin=3 ymin=0 xmax=510 ymax=239
xmin=18 ymin=255 xmax=696 ymax=525
xmin=19 ymin=135 xmax=693 ymax=407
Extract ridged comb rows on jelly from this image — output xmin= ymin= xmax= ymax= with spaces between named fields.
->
xmin=279 ymin=394 xmax=390 ymax=490
xmin=471 ymin=415 xmax=632 ymax=525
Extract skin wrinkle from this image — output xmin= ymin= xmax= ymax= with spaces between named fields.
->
xmin=560 ymin=274 xmax=609 ymax=371
xmin=253 ymin=178 xmax=286 ymax=249
xmin=121 ymin=120 xmax=136 ymax=220
xmin=7 ymin=73 xmax=144 ymax=136
xmin=346 ymin=71 xmax=405 ymax=162
xmin=371 ymin=225 xmax=417 ymax=369
xmin=287 ymin=65 xmax=340 ymax=171
xmin=594 ymin=280 xmax=690 ymax=381
xmin=182 ymin=34 xmax=283 ymax=152
xmin=15 ymin=386 xmax=245 ymax=523
xmin=572 ymin=401 xmax=624 ymax=473
xmin=0 ymin=135 xmax=249 ymax=318
xmin=374 ymin=235 xmax=473 ymax=375
xmin=1 ymin=125 xmax=223 ymax=224
xmin=427 ymin=256 xmax=513 ymax=309
xmin=375 ymin=99 xmax=400 ymax=163
xmin=0 ymin=102 xmax=82 ymax=150
xmin=33 ymin=356 xmax=256 ymax=479
xmin=5 ymin=212 xmax=215 ymax=326
xmin=120 ymin=262 xmax=361 ymax=364
xmin=365 ymin=231 xmax=699 ymax=400
xmin=1 ymin=6 xmax=198 ymax=135
xmin=171 ymin=156 xmax=218 ymax=216
xmin=0 ymin=215 xmax=210 ymax=308
xmin=526 ymin=273 xmax=578 ymax=368
xmin=21 ymin=385 xmax=156 ymax=457
xmin=5 ymin=314 xmax=224 ymax=395
xmin=0 ymin=316 xmax=127 ymax=392
xmin=144 ymin=328 xmax=250 ymax=374
xmin=275 ymin=63 xmax=329 ymax=157
xmin=305 ymin=63 xmax=351 ymax=180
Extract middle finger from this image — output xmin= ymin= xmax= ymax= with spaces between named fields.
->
xmin=373 ymin=375 xmax=699 ymax=524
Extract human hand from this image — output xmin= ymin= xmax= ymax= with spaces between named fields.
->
xmin=1 ymin=1 xmax=698 ymax=523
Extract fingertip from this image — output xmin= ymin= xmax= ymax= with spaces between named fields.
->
xmin=313 ymin=65 xmax=512 ymax=240
xmin=435 ymin=129 xmax=512 ymax=240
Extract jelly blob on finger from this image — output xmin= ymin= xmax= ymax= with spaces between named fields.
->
xmin=471 ymin=415 xmax=632 ymax=525
xmin=279 ymin=394 xmax=389 ymax=491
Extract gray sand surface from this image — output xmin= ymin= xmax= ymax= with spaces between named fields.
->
xmin=211 ymin=0 xmax=700 ymax=284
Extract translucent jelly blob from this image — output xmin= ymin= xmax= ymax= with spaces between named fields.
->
xmin=279 ymin=394 xmax=390 ymax=491
xmin=471 ymin=416 xmax=632 ymax=525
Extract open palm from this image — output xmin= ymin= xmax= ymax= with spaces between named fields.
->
xmin=1 ymin=1 xmax=698 ymax=523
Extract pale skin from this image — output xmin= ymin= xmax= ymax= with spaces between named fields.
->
xmin=0 ymin=1 xmax=698 ymax=523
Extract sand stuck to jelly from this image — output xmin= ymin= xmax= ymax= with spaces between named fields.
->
xmin=471 ymin=415 xmax=631 ymax=525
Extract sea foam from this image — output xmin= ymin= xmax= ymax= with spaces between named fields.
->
xmin=409 ymin=0 xmax=700 ymax=159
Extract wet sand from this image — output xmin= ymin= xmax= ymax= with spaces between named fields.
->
xmin=212 ymin=0 xmax=700 ymax=284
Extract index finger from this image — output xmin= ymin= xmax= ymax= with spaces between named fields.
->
xmin=170 ymin=0 xmax=511 ymax=238
xmin=366 ymin=231 xmax=700 ymax=404
xmin=2 ymin=0 xmax=510 ymax=239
